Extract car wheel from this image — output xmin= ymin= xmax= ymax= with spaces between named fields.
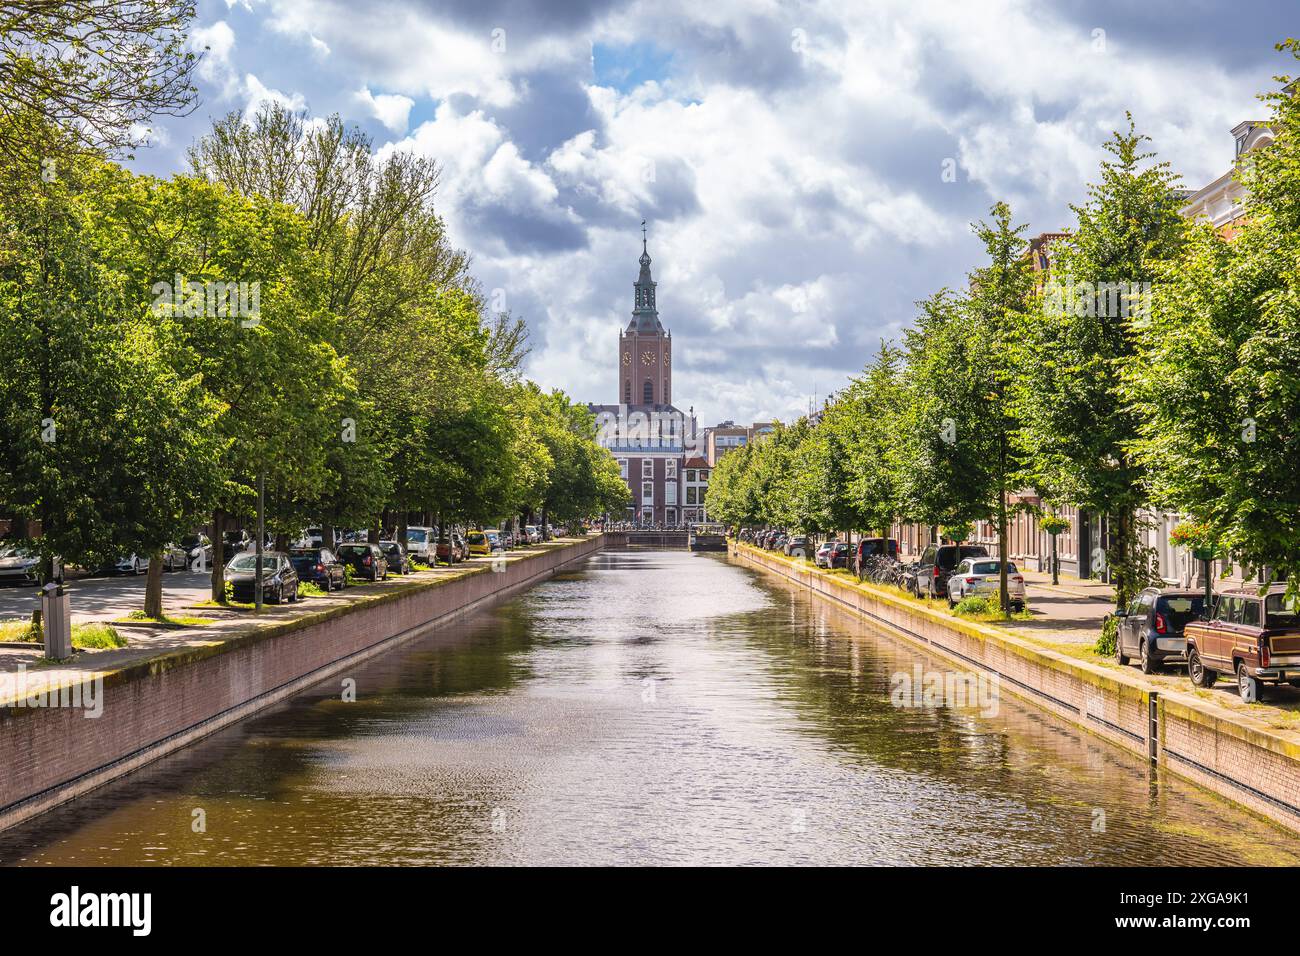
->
xmin=1116 ymin=636 xmax=1130 ymax=666
xmin=133 ymin=558 xmax=142 ymax=575
xmin=1188 ymin=648 xmax=1216 ymax=687
xmin=1139 ymin=639 xmax=1156 ymax=675
xmin=272 ymin=585 xmax=282 ymax=605
xmin=1237 ymin=662 xmax=1264 ymax=702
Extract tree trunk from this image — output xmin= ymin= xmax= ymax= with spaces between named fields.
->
xmin=539 ymin=504 xmax=549 ymax=541
xmin=321 ymin=520 xmax=335 ymax=555
xmin=1051 ymin=533 xmax=1059 ymax=586
xmin=397 ymin=507 xmax=408 ymax=561
xmin=144 ymin=554 xmax=165 ymax=619
xmin=211 ymin=508 xmax=226 ymax=602
xmin=369 ymin=515 xmax=381 ymax=545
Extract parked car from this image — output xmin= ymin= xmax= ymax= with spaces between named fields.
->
xmin=452 ymin=532 xmax=468 ymax=561
xmin=525 ymin=525 xmax=540 ymax=544
xmin=1186 ymin=584 xmax=1300 ymax=701
xmin=945 ymin=558 xmax=1026 ymax=611
xmin=288 ymin=547 xmax=346 ymax=592
xmin=179 ymin=533 xmax=214 ymax=570
xmin=853 ymin=537 xmax=899 ymax=578
xmin=222 ymin=530 xmax=252 ymax=562
xmin=814 ymin=541 xmax=836 ymax=568
xmin=435 ymin=533 xmax=462 ymax=564
xmin=912 ymin=543 xmax=990 ymax=598
xmin=783 ymin=535 xmax=810 ymax=558
xmin=335 ymin=542 xmax=388 ymax=582
xmin=104 ymin=553 xmax=148 ymax=575
xmin=485 ymin=529 xmax=504 ymax=553
xmin=0 ymin=545 xmax=40 ymax=586
xmin=404 ymin=526 xmax=437 ymax=563
xmin=1115 ymin=587 xmax=1207 ymax=673
xmin=227 ymin=551 xmax=300 ymax=604
xmin=379 ymin=540 xmax=411 ymax=575
xmin=466 ymin=530 xmax=491 ymax=556
xmin=827 ymin=541 xmax=851 ymax=569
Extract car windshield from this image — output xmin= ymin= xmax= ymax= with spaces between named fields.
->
xmin=228 ymin=555 xmax=278 ymax=572
xmin=406 ymin=529 xmax=427 ymax=543
xmin=1266 ymin=592 xmax=1299 ymax=626
xmin=468 ymin=533 xmax=485 ymax=542
xmin=288 ymin=549 xmax=317 ymax=558
xmin=181 ymin=535 xmax=202 ymax=548
xmin=338 ymin=545 xmax=368 ymax=556
xmin=0 ymin=546 xmax=29 ymax=558
xmin=970 ymin=561 xmax=1000 ymax=575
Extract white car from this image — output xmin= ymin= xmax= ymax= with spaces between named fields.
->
xmin=404 ymin=526 xmax=437 ymax=563
xmin=0 ymin=546 xmax=40 ymax=585
xmin=946 ymin=557 xmax=1027 ymax=611
xmin=108 ymin=553 xmax=148 ymax=575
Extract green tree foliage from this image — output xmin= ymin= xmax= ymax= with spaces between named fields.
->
xmin=1015 ymin=117 xmax=1186 ymax=609
xmin=1124 ymin=47 xmax=1300 ymax=588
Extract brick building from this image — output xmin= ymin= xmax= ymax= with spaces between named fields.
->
xmin=589 ymin=227 xmax=703 ymax=526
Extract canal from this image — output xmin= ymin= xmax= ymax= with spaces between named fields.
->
xmin=1 ymin=549 xmax=1296 ymax=866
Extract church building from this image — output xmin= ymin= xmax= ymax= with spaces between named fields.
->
xmin=589 ymin=226 xmax=705 ymax=526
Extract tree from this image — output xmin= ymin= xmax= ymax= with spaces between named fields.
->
xmin=1123 ymin=48 xmax=1300 ymax=590
xmin=0 ymin=1 xmax=199 ymax=160
xmin=0 ymin=141 xmax=223 ymax=612
xmin=1015 ymin=117 xmax=1187 ymax=611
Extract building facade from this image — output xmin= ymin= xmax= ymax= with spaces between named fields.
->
xmin=589 ymin=229 xmax=703 ymax=526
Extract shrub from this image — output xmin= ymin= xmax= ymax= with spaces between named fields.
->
xmin=953 ymin=595 xmax=993 ymax=615
xmin=1095 ymin=614 xmax=1118 ymax=656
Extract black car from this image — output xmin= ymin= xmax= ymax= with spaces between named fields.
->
xmin=853 ymin=537 xmax=899 ymax=578
xmin=227 ymin=551 xmax=300 ymax=604
xmin=1116 ymin=587 xmax=1208 ymax=674
xmin=336 ymin=542 xmax=388 ymax=582
xmin=222 ymin=529 xmax=251 ymax=562
xmin=379 ymin=540 xmax=411 ymax=575
xmin=288 ymin=547 xmax=346 ymax=592
xmin=179 ymin=533 xmax=214 ymax=570
xmin=912 ymin=543 xmax=990 ymax=598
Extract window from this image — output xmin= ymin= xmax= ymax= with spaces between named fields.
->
xmin=665 ymin=459 xmax=677 ymax=479
xmin=666 ymin=508 xmax=676 ymax=525
xmin=1242 ymin=599 xmax=1262 ymax=628
xmin=685 ymin=469 xmax=696 ymax=483
xmin=700 ymin=469 xmax=709 ymax=481
xmin=643 ymin=380 xmax=653 ymax=403
xmin=686 ymin=487 xmax=697 ymax=505
xmin=641 ymin=481 xmax=653 ymax=503
xmin=642 ymin=459 xmax=653 ymax=478
xmin=624 ymin=381 xmax=631 ymax=404
xmin=665 ymin=484 xmax=676 ymax=505
xmin=618 ymin=458 xmax=628 ymax=479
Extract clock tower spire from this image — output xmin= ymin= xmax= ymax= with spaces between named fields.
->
xmin=620 ymin=221 xmax=671 ymax=406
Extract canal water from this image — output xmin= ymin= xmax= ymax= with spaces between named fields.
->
xmin=2 ymin=550 xmax=1296 ymax=866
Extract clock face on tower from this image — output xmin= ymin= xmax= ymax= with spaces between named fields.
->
xmin=641 ymin=350 xmax=656 ymax=366
xmin=622 ymin=352 xmax=630 ymax=367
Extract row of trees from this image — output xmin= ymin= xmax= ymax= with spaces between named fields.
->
xmin=709 ymin=42 xmax=1300 ymax=616
xmin=0 ymin=4 xmax=628 ymax=614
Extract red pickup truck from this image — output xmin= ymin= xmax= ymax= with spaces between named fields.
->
xmin=1185 ymin=584 xmax=1300 ymax=701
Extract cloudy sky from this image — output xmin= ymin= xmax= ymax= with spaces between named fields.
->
xmin=131 ymin=0 xmax=1295 ymax=426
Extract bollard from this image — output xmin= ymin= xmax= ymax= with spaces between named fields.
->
xmin=41 ymin=582 xmax=72 ymax=660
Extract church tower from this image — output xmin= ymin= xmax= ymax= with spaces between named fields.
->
xmin=619 ymin=222 xmax=671 ymax=406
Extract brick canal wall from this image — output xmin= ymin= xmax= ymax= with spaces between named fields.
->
xmin=733 ymin=541 xmax=1300 ymax=835
xmin=0 ymin=535 xmax=604 ymax=832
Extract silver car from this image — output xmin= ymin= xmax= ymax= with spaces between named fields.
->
xmin=0 ymin=546 xmax=39 ymax=585
xmin=946 ymin=558 xmax=1027 ymax=611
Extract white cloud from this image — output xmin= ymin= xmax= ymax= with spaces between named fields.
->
xmin=355 ymin=87 xmax=414 ymax=134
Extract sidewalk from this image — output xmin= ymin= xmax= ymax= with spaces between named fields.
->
xmin=1015 ymin=569 xmax=1115 ymax=645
